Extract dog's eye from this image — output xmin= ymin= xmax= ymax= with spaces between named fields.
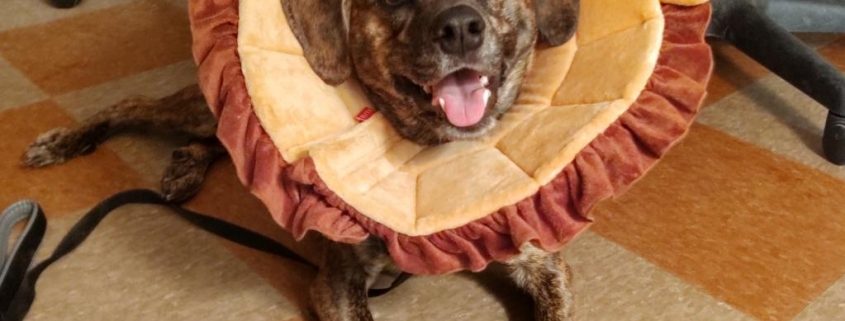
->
xmin=384 ymin=0 xmax=409 ymax=7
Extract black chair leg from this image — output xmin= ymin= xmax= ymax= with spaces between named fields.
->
xmin=709 ymin=0 xmax=845 ymax=165
xmin=825 ymin=113 xmax=845 ymax=165
xmin=48 ymin=0 xmax=82 ymax=9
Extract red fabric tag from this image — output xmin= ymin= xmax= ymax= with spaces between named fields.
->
xmin=355 ymin=107 xmax=377 ymax=122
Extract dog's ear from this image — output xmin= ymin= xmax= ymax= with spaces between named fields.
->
xmin=533 ymin=0 xmax=579 ymax=46
xmin=282 ymin=0 xmax=350 ymax=85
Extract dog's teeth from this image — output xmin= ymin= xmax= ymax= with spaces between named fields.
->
xmin=424 ymin=85 xmax=431 ymax=94
xmin=480 ymin=76 xmax=489 ymax=87
xmin=483 ymin=89 xmax=491 ymax=106
xmin=438 ymin=98 xmax=446 ymax=108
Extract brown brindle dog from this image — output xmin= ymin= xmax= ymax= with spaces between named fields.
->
xmin=22 ymin=1 xmax=580 ymax=320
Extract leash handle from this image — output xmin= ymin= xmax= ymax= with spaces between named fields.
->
xmin=0 ymin=201 xmax=46 ymax=316
xmin=0 ymin=189 xmax=408 ymax=321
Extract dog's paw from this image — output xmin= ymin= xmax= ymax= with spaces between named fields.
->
xmin=22 ymin=128 xmax=76 ymax=168
xmin=161 ymin=147 xmax=210 ymax=203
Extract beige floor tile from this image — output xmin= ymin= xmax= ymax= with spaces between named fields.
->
xmin=697 ymin=76 xmax=845 ymax=180
xmin=0 ymin=56 xmax=46 ymax=111
xmin=704 ymin=41 xmax=771 ymax=106
xmin=369 ymin=268 xmax=533 ymax=321
xmin=0 ymin=0 xmax=134 ymax=32
xmin=54 ymin=60 xmax=198 ymax=120
xmin=0 ymin=0 xmax=193 ymax=95
xmin=592 ymin=124 xmax=845 ymax=321
xmin=53 ymin=60 xmax=199 ymax=182
xmin=792 ymin=276 xmax=845 ymax=321
xmin=27 ymin=205 xmax=299 ymax=321
xmin=564 ymin=232 xmax=756 ymax=321
xmin=220 ymin=243 xmax=316 ymax=314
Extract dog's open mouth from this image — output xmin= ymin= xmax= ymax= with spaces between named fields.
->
xmin=424 ymin=69 xmax=492 ymax=128
xmin=398 ymin=68 xmax=495 ymax=130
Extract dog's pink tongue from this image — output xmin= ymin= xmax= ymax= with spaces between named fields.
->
xmin=433 ymin=70 xmax=488 ymax=127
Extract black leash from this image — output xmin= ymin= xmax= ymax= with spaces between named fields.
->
xmin=0 ymin=189 xmax=408 ymax=321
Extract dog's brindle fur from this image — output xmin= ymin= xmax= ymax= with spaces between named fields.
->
xmin=22 ymin=1 xmax=580 ymax=320
xmin=286 ymin=0 xmax=578 ymax=144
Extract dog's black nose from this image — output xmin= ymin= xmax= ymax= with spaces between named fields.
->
xmin=433 ymin=6 xmax=486 ymax=56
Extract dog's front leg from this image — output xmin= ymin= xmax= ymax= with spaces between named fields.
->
xmin=22 ymin=84 xmax=215 ymax=168
xmin=310 ymin=239 xmax=387 ymax=321
xmin=507 ymin=245 xmax=575 ymax=321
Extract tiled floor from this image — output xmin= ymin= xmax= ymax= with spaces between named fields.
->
xmin=1 ymin=1 xmax=843 ymax=321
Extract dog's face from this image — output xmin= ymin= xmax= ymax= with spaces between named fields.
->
xmin=283 ymin=0 xmax=579 ymax=144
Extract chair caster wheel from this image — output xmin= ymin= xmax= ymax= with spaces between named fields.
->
xmin=824 ymin=112 xmax=845 ymax=166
